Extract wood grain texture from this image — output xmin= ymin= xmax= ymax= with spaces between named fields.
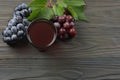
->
xmin=0 ymin=0 xmax=120 ymax=80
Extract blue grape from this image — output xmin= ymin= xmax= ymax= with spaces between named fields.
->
xmin=17 ymin=30 xmax=24 ymax=36
xmin=11 ymin=26 xmax=17 ymax=33
xmin=28 ymin=8 xmax=32 ymax=13
xmin=6 ymin=30 xmax=12 ymax=36
xmin=8 ymin=22 xmax=13 ymax=27
xmin=23 ymin=19 xmax=30 ymax=26
xmin=54 ymin=22 xmax=61 ymax=29
xmin=15 ymin=5 xmax=22 ymax=11
xmin=14 ymin=11 xmax=22 ymax=16
xmin=3 ymin=37 xmax=11 ymax=42
xmin=2 ymin=30 xmax=8 ymax=37
xmin=21 ymin=3 xmax=28 ymax=9
xmin=21 ymin=9 xmax=29 ymax=17
xmin=17 ymin=23 xmax=24 ymax=30
xmin=9 ymin=19 xmax=17 ymax=26
xmin=11 ymin=34 xmax=17 ymax=40
xmin=14 ymin=15 xmax=23 ymax=23
xmin=17 ymin=5 xmax=22 ymax=10
xmin=25 ymin=26 xmax=28 ymax=30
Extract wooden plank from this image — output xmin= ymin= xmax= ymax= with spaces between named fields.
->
xmin=0 ymin=0 xmax=120 ymax=80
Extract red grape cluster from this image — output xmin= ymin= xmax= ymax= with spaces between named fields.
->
xmin=52 ymin=14 xmax=76 ymax=40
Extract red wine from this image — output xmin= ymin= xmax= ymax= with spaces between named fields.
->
xmin=27 ymin=19 xmax=57 ymax=50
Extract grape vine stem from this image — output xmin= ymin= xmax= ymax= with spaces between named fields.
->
xmin=49 ymin=0 xmax=53 ymax=4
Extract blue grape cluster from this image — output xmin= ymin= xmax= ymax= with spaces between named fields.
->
xmin=14 ymin=3 xmax=32 ymax=18
xmin=2 ymin=3 xmax=32 ymax=45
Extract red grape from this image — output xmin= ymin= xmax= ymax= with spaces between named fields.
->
xmin=59 ymin=28 xmax=66 ymax=35
xmin=63 ymin=14 xmax=67 ymax=18
xmin=51 ymin=16 xmax=58 ymax=22
xmin=66 ymin=15 xmax=73 ymax=22
xmin=54 ymin=22 xmax=61 ymax=29
xmin=63 ymin=22 xmax=70 ymax=29
xmin=59 ymin=35 xmax=65 ymax=40
xmin=70 ymin=22 xmax=75 ymax=28
xmin=51 ymin=8 xmax=77 ymax=40
xmin=59 ymin=33 xmax=69 ymax=40
xmin=69 ymin=28 xmax=76 ymax=37
xmin=58 ymin=16 xmax=65 ymax=23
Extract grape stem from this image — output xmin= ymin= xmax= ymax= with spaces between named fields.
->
xmin=49 ymin=0 xmax=53 ymax=4
xmin=49 ymin=0 xmax=54 ymax=7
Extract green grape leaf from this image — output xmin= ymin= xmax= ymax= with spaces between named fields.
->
xmin=27 ymin=8 xmax=41 ymax=21
xmin=28 ymin=0 xmax=88 ymax=21
xmin=52 ymin=6 xmax=58 ymax=16
xmin=52 ymin=5 xmax=64 ymax=16
xmin=29 ymin=0 xmax=47 ymax=9
xmin=68 ymin=6 xmax=88 ymax=21
xmin=73 ymin=6 xmax=88 ymax=21
xmin=28 ymin=0 xmax=48 ymax=21
xmin=63 ymin=0 xmax=86 ymax=7
xmin=57 ymin=1 xmax=67 ymax=8
xmin=68 ymin=6 xmax=78 ymax=20
xmin=38 ymin=8 xmax=54 ymax=20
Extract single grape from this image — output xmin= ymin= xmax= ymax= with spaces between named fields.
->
xmin=23 ymin=19 xmax=30 ymax=26
xmin=17 ymin=30 xmax=24 ymax=36
xmin=21 ymin=3 xmax=28 ymax=9
xmin=14 ymin=15 xmax=23 ymax=23
xmin=54 ymin=22 xmax=61 ymax=29
xmin=58 ymin=16 xmax=65 ymax=23
xmin=6 ymin=30 xmax=12 ymax=36
xmin=59 ymin=28 xmax=66 ymax=35
xmin=6 ymin=27 xmax=11 ymax=30
xmin=21 ymin=9 xmax=29 ymax=17
xmin=51 ymin=16 xmax=58 ymax=22
xmin=3 ymin=37 xmax=11 ymax=42
xmin=66 ymin=15 xmax=73 ymax=22
xmin=15 ymin=7 xmax=20 ymax=11
xmin=15 ymin=5 xmax=22 ymax=11
xmin=11 ymin=34 xmax=17 ymax=40
xmin=7 ymin=22 xmax=13 ymax=27
xmin=11 ymin=26 xmax=17 ymax=33
xmin=25 ymin=26 xmax=28 ymax=30
xmin=9 ymin=18 xmax=18 ymax=26
xmin=63 ymin=22 xmax=70 ymax=29
xmin=14 ymin=11 xmax=22 ymax=17
xmin=69 ymin=28 xmax=76 ymax=37
xmin=17 ymin=23 xmax=24 ymax=30
xmin=2 ymin=30 xmax=8 ymax=37
xmin=63 ymin=14 xmax=67 ymax=18
xmin=59 ymin=35 xmax=65 ymax=40
xmin=70 ymin=22 xmax=75 ymax=28
xmin=28 ymin=8 xmax=32 ymax=13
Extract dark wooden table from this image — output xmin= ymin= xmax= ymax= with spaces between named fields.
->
xmin=0 ymin=0 xmax=120 ymax=80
